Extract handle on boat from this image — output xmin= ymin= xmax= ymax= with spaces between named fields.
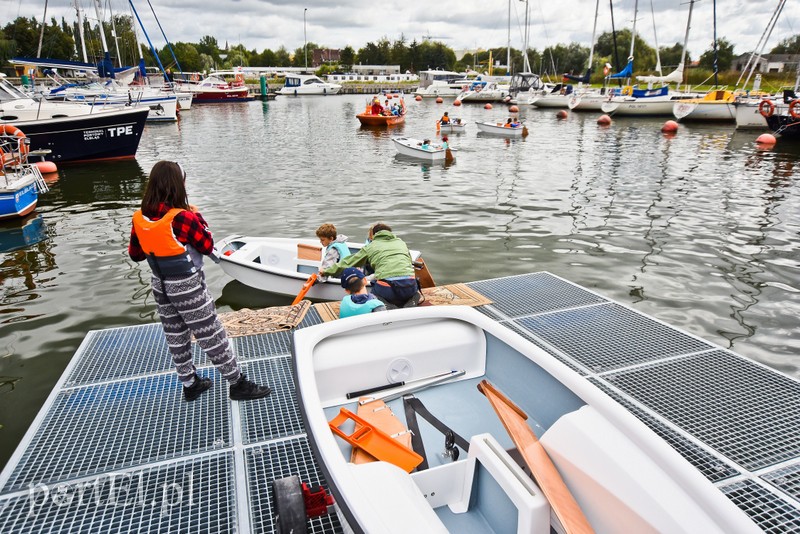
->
xmin=356 ymin=369 xmax=466 ymax=405
xmin=291 ymin=273 xmax=318 ymax=305
xmin=346 ymin=380 xmax=405 ymax=399
xmin=208 ymin=249 xmax=221 ymax=264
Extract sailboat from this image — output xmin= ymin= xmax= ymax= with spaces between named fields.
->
xmin=566 ymin=0 xmax=611 ymax=111
xmin=601 ymin=0 xmax=700 ymax=117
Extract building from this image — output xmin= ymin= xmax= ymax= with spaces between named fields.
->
xmin=312 ymin=49 xmax=340 ymax=66
xmin=733 ymin=53 xmax=799 ymax=73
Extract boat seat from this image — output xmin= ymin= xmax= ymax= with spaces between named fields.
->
xmin=348 ymin=461 xmax=449 ymax=533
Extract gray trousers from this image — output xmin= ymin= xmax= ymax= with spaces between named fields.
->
xmin=152 ymin=271 xmax=241 ymax=385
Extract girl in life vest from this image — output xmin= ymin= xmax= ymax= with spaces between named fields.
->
xmin=128 ymin=161 xmax=271 ymax=402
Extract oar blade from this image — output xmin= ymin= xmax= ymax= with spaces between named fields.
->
xmin=292 ymin=273 xmax=318 ymax=305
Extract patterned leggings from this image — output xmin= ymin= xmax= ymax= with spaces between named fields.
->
xmin=152 ymin=271 xmax=241 ymax=385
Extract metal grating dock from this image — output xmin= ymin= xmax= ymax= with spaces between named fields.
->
xmin=2 ymin=271 xmax=800 ymax=532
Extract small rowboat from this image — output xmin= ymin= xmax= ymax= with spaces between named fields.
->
xmin=392 ymin=137 xmax=453 ymax=162
xmin=357 ymin=112 xmax=405 ymax=126
xmin=437 ymin=120 xmax=466 ymax=133
xmin=475 ymin=120 xmax=525 ymax=137
xmin=216 ymin=235 xmax=433 ymax=300
xmin=292 ymin=306 xmax=757 ymax=533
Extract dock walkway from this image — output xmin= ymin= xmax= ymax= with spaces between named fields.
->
xmin=1 ymin=272 xmax=799 ymax=532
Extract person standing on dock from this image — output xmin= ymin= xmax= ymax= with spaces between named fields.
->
xmin=128 ymin=161 xmax=272 ymax=402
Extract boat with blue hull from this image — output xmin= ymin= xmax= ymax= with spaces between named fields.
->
xmin=0 ymin=130 xmax=49 ymax=220
xmin=9 ymin=107 xmax=149 ymax=163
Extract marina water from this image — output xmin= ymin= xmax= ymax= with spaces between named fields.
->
xmin=1 ymin=95 xmax=798 ymax=468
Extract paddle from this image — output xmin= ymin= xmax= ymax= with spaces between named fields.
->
xmin=291 ymin=273 xmax=317 ymax=305
xmin=478 ymin=380 xmax=594 ymax=534
xmin=445 ymin=148 xmax=454 ymax=163
xmin=522 ymin=125 xmax=529 ymax=137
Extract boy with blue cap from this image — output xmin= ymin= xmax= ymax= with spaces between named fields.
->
xmin=339 ymin=267 xmax=386 ymax=318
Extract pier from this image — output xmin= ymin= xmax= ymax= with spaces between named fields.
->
xmin=1 ymin=272 xmax=798 ymax=532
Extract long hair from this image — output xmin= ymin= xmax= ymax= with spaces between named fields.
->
xmin=141 ymin=161 xmax=189 ymax=215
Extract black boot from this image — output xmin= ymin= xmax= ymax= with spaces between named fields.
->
xmin=230 ymin=374 xmax=272 ymax=401
xmin=183 ymin=375 xmax=213 ymax=401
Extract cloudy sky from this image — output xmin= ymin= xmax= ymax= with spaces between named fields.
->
xmin=3 ymin=0 xmax=798 ymax=60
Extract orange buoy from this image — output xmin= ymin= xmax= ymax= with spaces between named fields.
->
xmin=484 ymin=103 xmax=493 ymax=110
xmin=756 ymin=133 xmax=777 ymax=146
xmin=597 ymin=114 xmax=612 ymax=125
xmin=509 ymin=105 xmax=519 ymax=113
xmin=386 ymin=94 xmax=392 ymax=99
xmin=435 ymin=97 xmax=443 ymax=103
xmin=453 ymin=100 xmax=462 ymax=107
xmin=34 ymin=161 xmax=58 ymax=174
xmin=415 ymin=95 xmax=422 ymax=101
xmin=556 ymin=110 xmax=568 ymax=119
xmin=661 ymin=120 xmax=679 ymax=133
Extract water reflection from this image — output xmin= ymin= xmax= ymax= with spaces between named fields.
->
xmin=42 ymin=159 xmax=147 ymax=208
xmin=0 ymin=215 xmax=49 ymax=253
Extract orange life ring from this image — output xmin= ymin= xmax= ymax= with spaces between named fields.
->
xmin=790 ymin=100 xmax=800 ymax=120
xmin=759 ymin=99 xmax=776 ymax=118
xmin=0 ymin=124 xmax=29 ymax=155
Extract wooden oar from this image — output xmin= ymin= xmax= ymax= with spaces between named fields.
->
xmin=291 ymin=273 xmax=317 ymax=305
xmin=445 ymin=148 xmax=454 ymax=163
xmin=522 ymin=125 xmax=529 ymax=137
xmin=477 ymin=380 xmax=594 ymax=534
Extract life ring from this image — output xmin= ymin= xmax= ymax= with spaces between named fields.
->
xmin=0 ymin=124 xmax=29 ymax=155
xmin=622 ymin=86 xmax=633 ymax=96
xmin=790 ymin=100 xmax=800 ymax=119
xmin=191 ymin=72 xmax=199 ymax=82
xmin=759 ymin=99 xmax=776 ymax=118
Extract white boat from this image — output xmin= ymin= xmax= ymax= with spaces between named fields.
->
xmin=455 ymin=81 xmax=510 ymax=103
xmin=277 ymin=74 xmax=341 ymax=96
xmin=475 ymin=121 xmax=525 ymax=137
xmin=291 ymin=305 xmax=759 ymax=533
xmin=216 ymin=235 xmax=428 ymax=300
xmin=673 ymin=90 xmax=736 ymax=121
xmin=176 ymin=71 xmax=253 ymax=102
xmin=0 ymin=130 xmax=49 ymax=220
xmin=528 ymin=85 xmax=572 ymax=108
xmin=392 ymin=137 xmax=451 ymax=162
xmin=733 ymin=96 xmax=785 ymax=129
xmin=438 ymin=119 xmax=466 ymax=133
xmin=414 ymin=70 xmax=468 ymax=98
xmin=567 ymin=89 xmax=608 ymax=111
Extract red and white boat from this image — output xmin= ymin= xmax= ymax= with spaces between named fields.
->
xmin=177 ymin=70 xmax=253 ymax=103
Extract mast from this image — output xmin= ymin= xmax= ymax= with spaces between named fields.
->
xmin=107 ymin=0 xmax=123 ymax=67
xmin=145 ymin=0 xmax=184 ymax=74
xmin=128 ymin=0 xmax=171 ymax=83
xmin=738 ymin=0 xmax=786 ymax=89
xmin=37 ymin=0 xmax=49 ymax=57
xmin=676 ymin=0 xmax=694 ymax=90
xmin=609 ymin=0 xmax=621 ymax=72
xmin=587 ymin=0 xmax=600 ymax=74
xmin=507 ymin=0 xmax=511 ymax=74
xmin=522 ymin=0 xmax=531 ymax=73
xmin=649 ymin=0 xmax=661 ymax=76
xmin=712 ymin=0 xmax=718 ymax=86
xmin=626 ymin=0 xmax=638 ymax=85
xmin=92 ymin=0 xmax=114 ymax=78
xmin=75 ymin=1 xmax=88 ymax=63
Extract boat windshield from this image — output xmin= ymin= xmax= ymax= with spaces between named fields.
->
xmin=303 ymin=77 xmax=324 ymax=85
xmin=285 ymin=77 xmax=300 ymax=87
xmin=0 ymin=78 xmax=28 ymax=102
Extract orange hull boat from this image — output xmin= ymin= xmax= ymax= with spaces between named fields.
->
xmin=357 ymin=113 xmax=406 ymax=126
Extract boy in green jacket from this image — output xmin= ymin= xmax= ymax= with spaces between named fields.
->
xmin=320 ymin=223 xmax=420 ymax=309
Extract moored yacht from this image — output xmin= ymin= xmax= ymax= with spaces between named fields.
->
xmin=277 ymin=74 xmax=341 ymax=96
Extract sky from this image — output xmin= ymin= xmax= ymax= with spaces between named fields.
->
xmin=3 ymin=0 xmax=798 ymax=62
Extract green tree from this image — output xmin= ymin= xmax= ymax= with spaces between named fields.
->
xmin=196 ymin=35 xmax=221 ymax=64
xmin=416 ymin=40 xmax=456 ymax=71
xmin=252 ymin=48 xmax=276 ymax=67
xmin=543 ymin=42 xmax=590 ymax=75
xmin=595 ymin=29 xmax=656 ymax=73
xmin=339 ymin=45 xmax=355 ymax=70
xmin=770 ymin=34 xmax=800 ymax=54
xmin=292 ymin=41 xmax=318 ymax=67
xmin=357 ymin=38 xmax=392 ymax=65
xmin=658 ymin=43 xmax=685 ymax=70
xmin=698 ymin=37 xmax=734 ymax=72
xmin=274 ymin=46 xmax=291 ymax=67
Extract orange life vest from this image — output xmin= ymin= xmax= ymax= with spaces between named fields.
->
xmin=132 ymin=208 xmax=187 ymax=257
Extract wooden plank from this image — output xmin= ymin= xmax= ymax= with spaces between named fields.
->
xmin=351 ymin=398 xmax=412 ymax=464
xmin=478 ymin=380 xmax=594 ymax=534
xmin=297 ymin=243 xmax=322 ymax=261
xmin=413 ymin=256 xmax=436 ymax=289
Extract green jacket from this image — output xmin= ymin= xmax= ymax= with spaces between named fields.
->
xmin=322 ymin=230 xmax=414 ymax=280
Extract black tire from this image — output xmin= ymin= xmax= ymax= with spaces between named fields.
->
xmin=273 ymin=476 xmax=307 ymax=534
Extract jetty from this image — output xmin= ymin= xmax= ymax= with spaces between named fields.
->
xmin=1 ymin=272 xmax=798 ymax=532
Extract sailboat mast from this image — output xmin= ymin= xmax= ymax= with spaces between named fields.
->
xmin=92 ymin=0 xmax=110 ymax=54
xmin=522 ymin=0 xmax=531 ymax=73
xmin=37 ymin=0 xmax=49 ymax=57
xmin=75 ymin=1 xmax=89 ymax=63
xmin=740 ymin=0 xmax=786 ymax=89
xmin=587 ymin=0 xmax=600 ymax=72
xmin=712 ymin=0 xmax=718 ymax=86
xmin=627 ymin=0 xmax=638 ymax=85
xmin=107 ymin=0 xmax=123 ymax=67
xmin=507 ymin=0 xmax=511 ymax=74
xmin=650 ymin=0 xmax=661 ymax=75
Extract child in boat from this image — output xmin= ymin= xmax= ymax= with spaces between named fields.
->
xmin=316 ymin=223 xmax=351 ymax=282
xmin=338 ymin=267 xmax=386 ymax=318
xmin=440 ymin=112 xmax=450 ymax=125
xmin=128 ymin=161 xmax=271 ymax=402
xmin=441 ymin=135 xmax=449 ymax=150
xmin=421 ymin=139 xmax=431 ymax=150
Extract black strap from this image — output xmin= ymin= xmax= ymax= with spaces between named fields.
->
xmin=403 ymin=396 xmax=470 ymax=453
xmin=403 ymin=398 xmax=429 ymax=471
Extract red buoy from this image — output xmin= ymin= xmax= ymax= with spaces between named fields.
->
xmin=509 ymin=105 xmax=519 ymax=113
xmin=661 ymin=120 xmax=679 ymax=133
xmin=34 ymin=161 xmax=58 ymax=174
xmin=415 ymin=95 xmax=422 ymax=101
xmin=453 ymin=100 xmax=462 ymax=106
xmin=756 ymin=133 xmax=777 ymax=146
xmin=484 ymin=103 xmax=493 ymax=110
xmin=556 ymin=110 xmax=568 ymax=119
xmin=597 ymin=114 xmax=612 ymax=125
xmin=436 ymin=97 xmax=444 ymax=103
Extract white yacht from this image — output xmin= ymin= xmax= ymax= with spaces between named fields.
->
xmin=277 ymin=74 xmax=341 ymax=96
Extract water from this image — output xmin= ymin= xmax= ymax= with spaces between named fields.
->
xmin=1 ymin=95 xmax=799 ymax=468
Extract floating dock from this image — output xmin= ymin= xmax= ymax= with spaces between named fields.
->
xmin=1 ymin=272 xmax=799 ymax=532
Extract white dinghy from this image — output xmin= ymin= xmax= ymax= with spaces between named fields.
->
xmin=216 ymin=235 xmax=432 ymax=300
xmin=292 ymin=306 xmax=758 ymax=533
xmin=475 ymin=121 xmax=526 ymax=137
xmin=392 ymin=137 xmax=453 ymax=162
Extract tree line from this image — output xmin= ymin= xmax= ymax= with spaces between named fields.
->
xmin=2 ymin=15 xmax=799 ymax=79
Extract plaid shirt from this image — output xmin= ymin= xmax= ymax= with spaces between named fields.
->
xmin=128 ymin=203 xmax=214 ymax=261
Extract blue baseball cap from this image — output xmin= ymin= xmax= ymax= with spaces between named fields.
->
xmin=341 ymin=267 xmax=365 ymax=288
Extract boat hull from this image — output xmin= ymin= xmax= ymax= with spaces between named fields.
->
xmin=0 ymin=178 xmax=38 ymax=220
xmin=392 ymin=137 xmax=447 ymax=161
xmin=7 ymin=107 xmax=148 ymax=162
xmin=673 ymin=101 xmax=735 ymax=121
xmin=568 ymin=92 xmax=607 ymax=111
xmin=765 ymin=114 xmax=800 ymax=138
xmin=191 ymin=89 xmax=253 ymax=102
xmin=357 ymin=113 xmax=405 ymax=126
xmin=529 ymin=93 xmax=569 ymax=108
xmin=217 ymin=235 xmax=425 ymax=300
xmin=475 ymin=121 xmax=523 ymax=137
xmin=602 ymin=97 xmax=688 ymax=116
xmin=734 ymin=102 xmax=772 ymax=129
xmin=438 ymin=122 xmax=466 ymax=133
